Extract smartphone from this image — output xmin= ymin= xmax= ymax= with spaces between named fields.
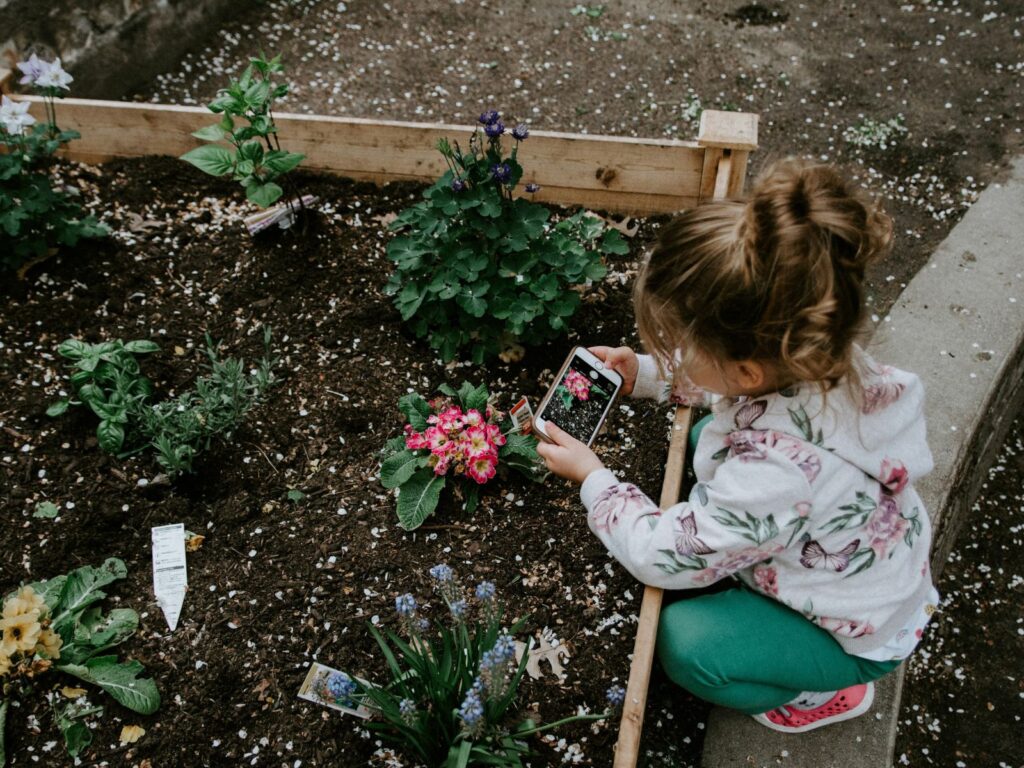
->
xmin=534 ymin=347 xmax=623 ymax=447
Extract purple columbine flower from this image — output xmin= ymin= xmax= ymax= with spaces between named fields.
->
xmin=484 ymin=121 xmax=505 ymax=138
xmin=478 ymin=109 xmax=500 ymax=125
xmin=525 ymin=183 xmax=540 ymax=193
xmin=491 ymin=163 xmax=512 ymax=184
xmin=451 ymin=178 xmax=467 ymax=192
xmin=511 ymin=124 xmax=529 ymax=141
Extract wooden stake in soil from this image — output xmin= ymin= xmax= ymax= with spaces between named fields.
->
xmin=613 ymin=122 xmax=755 ymax=764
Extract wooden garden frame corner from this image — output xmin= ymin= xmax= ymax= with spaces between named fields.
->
xmin=7 ymin=94 xmax=757 ymax=763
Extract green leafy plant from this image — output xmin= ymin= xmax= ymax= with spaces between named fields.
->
xmin=47 ymin=329 xmax=277 ymax=477
xmin=337 ymin=567 xmax=618 ymax=767
xmin=0 ymin=559 xmax=160 ymax=763
xmin=181 ymin=53 xmax=306 ymax=210
xmin=45 ymin=338 xmax=158 ymax=452
xmin=381 ymin=382 xmax=542 ymax=530
xmin=384 ymin=108 xmax=628 ymax=363
xmin=0 ymin=56 xmax=107 ymax=273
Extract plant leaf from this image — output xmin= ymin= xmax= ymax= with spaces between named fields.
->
xmin=191 ymin=124 xmax=227 ymax=142
xmin=59 ymin=656 xmax=160 ymax=715
xmin=180 ymin=144 xmax=236 ymax=177
xmin=380 ymin=450 xmax=421 ymax=489
xmin=0 ymin=698 xmax=6 ymax=767
xmin=96 ymin=419 xmax=125 ymax=453
xmin=50 ymin=558 xmax=128 ymax=634
xmin=396 ymin=469 xmax=444 ymax=530
xmin=123 ymin=340 xmax=160 ymax=354
xmin=397 ymin=393 xmax=431 ymax=431
xmin=246 ymin=181 xmax=284 ymax=208
xmin=46 ymin=399 xmax=70 ymax=417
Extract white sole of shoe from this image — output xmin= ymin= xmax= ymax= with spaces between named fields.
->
xmin=751 ymin=683 xmax=875 ymax=734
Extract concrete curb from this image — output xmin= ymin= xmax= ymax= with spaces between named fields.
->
xmin=701 ymin=156 xmax=1024 ymax=768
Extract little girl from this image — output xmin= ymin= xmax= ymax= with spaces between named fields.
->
xmin=536 ymin=158 xmax=938 ymax=733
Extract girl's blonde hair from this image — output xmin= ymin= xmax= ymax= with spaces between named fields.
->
xmin=634 ymin=158 xmax=892 ymax=390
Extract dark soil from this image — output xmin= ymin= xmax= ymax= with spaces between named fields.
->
xmin=130 ymin=0 xmax=1024 ymax=319
xmin=0 ymin=156 xmax=707 ymax=767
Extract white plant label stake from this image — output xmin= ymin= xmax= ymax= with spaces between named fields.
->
xmin=151 ymin=523 xmax=188 ymax=631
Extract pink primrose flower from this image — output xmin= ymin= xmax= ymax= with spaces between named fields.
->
xmin=465 ymin=426 xmax=491 ymax=456
xmin=428 ymin=452 xmax=451 ymax=476
xmin=464 ymin=409 xmax=484 ymax=427
xmin=425 ymin=426 xmax=450 ymax=451
xmin=467 ymin=452 xmax=498 ymax=484
xmin=485 ymin=423 xmax=506 ymax=447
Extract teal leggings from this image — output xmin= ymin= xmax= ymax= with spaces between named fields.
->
xmin=657 ymin=415 xmax=900 ymax=715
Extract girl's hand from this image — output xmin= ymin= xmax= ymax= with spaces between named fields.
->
xmin=535 ymin=423 xmax=605 ymax=484
xmin=589 ymin=345 xmax=639 ymax=396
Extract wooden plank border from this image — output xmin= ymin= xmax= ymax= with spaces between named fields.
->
xmin=14 ymin=96 xmax=756 ymax=215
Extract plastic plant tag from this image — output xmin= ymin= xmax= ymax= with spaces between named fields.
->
xmin=151 ymin=523 xmax=187 ymax=631
xmin=510 ymin=396 xmax=534 ymax=435
xmin=297 ymin=662 xmax=372 ymax=719
xmin=243 ymin=195 xmax=318 ymax=235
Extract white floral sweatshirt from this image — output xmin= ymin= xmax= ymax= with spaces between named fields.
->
xmin=581 ymin=351 xmax=938 ymax=657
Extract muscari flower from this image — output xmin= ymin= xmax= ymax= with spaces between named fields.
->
xmin=606 ymin=684 xmax=626 ymax=708
xmin=451 ymin=177 xmax=467 ymax=192
xmin=449 ymin=599 xmax=468 ymax=619
xmin=395 ymin=593 xmax=417 ymax=617
xmin=478 ymin=109 xmax=500 ymax=125
xmin=490 ymin=163 xmax=512 ymax=184
xmin=475 ymin=581 xmax=496 ymax=602
xmin=0 ymin=95 xmax=36 ymax=136
xmin=525 ymin=183 xmax=540 ymax=193
xmin=429 ymin=564 xmax=454 ymax=582
xmin=399 ymin=698 xmax=417 ymax=724
xmin=458 ymin=681 xmax=486 ymax=729
xmin=511 ymin=124 xmax=529 ymax=141
xmin=484 ymin=121 xmax=505 ymax=138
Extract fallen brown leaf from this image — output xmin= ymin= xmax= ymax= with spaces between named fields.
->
xmin=120 ymin=724 xmax=146 ymax=744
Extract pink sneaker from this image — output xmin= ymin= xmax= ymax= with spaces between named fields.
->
xmin=751 ymin=683 xmax=875 ymax=734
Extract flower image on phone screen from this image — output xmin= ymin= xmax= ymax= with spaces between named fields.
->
xmin=543 ymin=357 xmax=614 ymax=444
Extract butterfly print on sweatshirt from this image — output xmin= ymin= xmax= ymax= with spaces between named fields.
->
xmin=799 ymin=538 xmax=860 ymax=572
xmin=674 ymin=510 xmax=715 ymax=556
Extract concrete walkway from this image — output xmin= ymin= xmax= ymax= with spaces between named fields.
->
xmin=701 ymin=156 xmax=1024 ymax=768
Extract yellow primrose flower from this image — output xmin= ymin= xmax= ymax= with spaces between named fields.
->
xmin=37 ymin=627 xmax=62 ymax=660
xmin=0 ymin=610 xmax=42 ymax=656
xmin=0 ymin=652 xmax=11 ymax=676
xmin=3 ymin=586 xmax=46 ymax=619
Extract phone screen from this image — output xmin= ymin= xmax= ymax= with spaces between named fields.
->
xmin=542 ymin=355 xmax=616 ymax=444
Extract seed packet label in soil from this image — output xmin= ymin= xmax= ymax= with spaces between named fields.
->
xmin=151 ymin=523 xmax=188 ymax=632
xmin=510 ymin=396 xmax=535 ymax=435
xmin=297 ymin=662 xmax=372 ymax=719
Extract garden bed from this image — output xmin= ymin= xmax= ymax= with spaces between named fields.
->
xmin=0 ymin=156 xmax=709 ymax=766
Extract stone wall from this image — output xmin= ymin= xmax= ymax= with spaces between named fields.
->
xmin=0 ymin=0 xmax=247 ymax=98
